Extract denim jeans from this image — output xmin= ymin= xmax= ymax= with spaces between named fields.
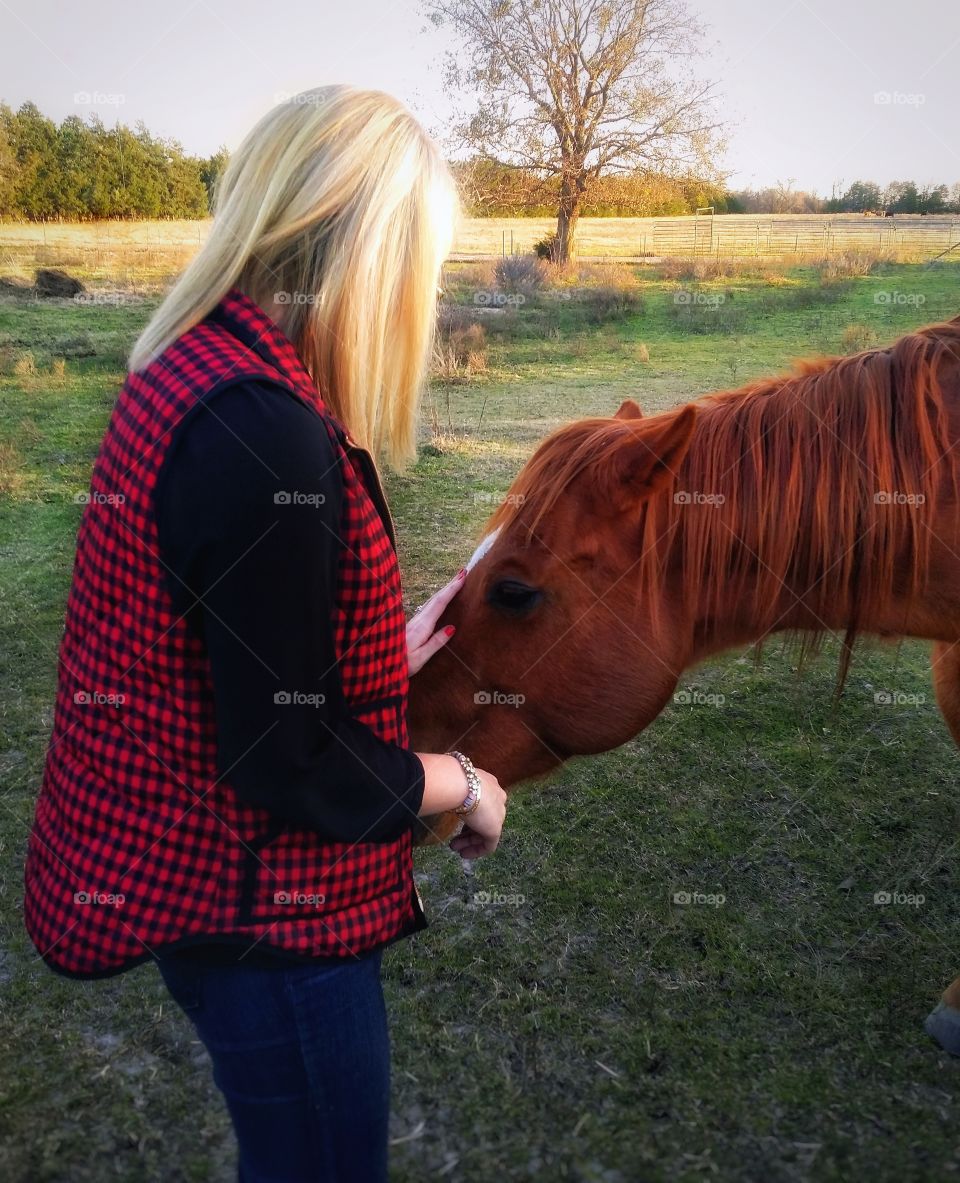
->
xmin=156 ymin=949 xmax=389 ymax=1182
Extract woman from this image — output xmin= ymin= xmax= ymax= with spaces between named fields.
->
xmin=23 ymin=86 xmax=506 ymax=1182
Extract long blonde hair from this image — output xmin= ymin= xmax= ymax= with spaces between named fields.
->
xmin=130 ymin=86 xmax=458 ymax=470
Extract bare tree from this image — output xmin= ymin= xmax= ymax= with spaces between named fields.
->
xmin=425 ymin=0 xmax=725 ymax=261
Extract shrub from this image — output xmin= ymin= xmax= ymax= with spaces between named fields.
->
xmin=815 ymin=250 xmax=887 ymax=280
xmin=569 ymin=261 xmax=641 ymax=291
xmin=494 ymin=254 xmax=547 ymax=294
xmin=533 ymin=234 xmax=559 ymax=261
xmin=581 ymin=287 xmax=647 ymax=324
xmin=432 ymin=317 xmax=488 ymax=379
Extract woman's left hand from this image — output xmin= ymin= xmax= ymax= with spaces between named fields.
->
xmin=407 ymin=568 xmax=466 ymax=676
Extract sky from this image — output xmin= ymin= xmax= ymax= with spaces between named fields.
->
xmin=0 ymin=0 xmax=956 ymax=196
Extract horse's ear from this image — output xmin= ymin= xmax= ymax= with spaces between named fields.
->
xmin=608 ymin=406 xmax=697 ymax=510
xmin=614 ymin=399 xmax=644 ymax=420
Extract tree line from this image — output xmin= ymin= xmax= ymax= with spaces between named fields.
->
xmin=730 ymin=179 xmax=960 ymax=216
xmin=1 ymin=100 xmax=957 ymax=225
xmin=0 ymin=102 xmax=228 ymax=220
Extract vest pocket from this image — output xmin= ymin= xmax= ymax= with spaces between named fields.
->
xmin=237 ymin=824 xmax=407 ymax=926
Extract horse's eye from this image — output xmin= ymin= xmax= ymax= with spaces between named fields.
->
xmin=488 ymin=579 xmax=542 ymax=614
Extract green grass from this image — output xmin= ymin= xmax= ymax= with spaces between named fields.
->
xmin=1 ymin=262 xmax=959 ymax=1181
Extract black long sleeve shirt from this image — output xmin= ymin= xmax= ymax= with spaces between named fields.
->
xmin=152 ymin=380 xmax=424 ymax=966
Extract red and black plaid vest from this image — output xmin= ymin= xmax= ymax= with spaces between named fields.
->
xmin=23 ymin=288 xmax=424 ymax=978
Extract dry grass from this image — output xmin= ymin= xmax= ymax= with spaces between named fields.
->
xmin=840 ymin=323 xmax=881 ymax=353
xmin=0 ymin=217 xmax=951 ymax=293
xmin=432 ymin=318 xmax=489 ymax=381
xmin=657 ymin=255 xmax=794 ymax=282
xmin=0 ymin=441 xmax=26 ymax=496
xmin=815 ymin=249 xmax=892 ymax=280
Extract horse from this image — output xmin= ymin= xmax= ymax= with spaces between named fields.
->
xmin=408 ymin=314 xmax=960 ymax=1052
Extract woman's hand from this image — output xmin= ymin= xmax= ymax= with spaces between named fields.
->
xmin=449 ymin=768 xmax=507 ymax=859
xmin=407 ymin=568 xmax=466 ymax=676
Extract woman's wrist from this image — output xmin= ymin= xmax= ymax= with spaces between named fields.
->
xmin=415 ymin=752 xmax=481 ymax=816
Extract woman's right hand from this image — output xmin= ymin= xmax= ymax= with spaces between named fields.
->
xmin=449 ymin=768 xmax=507 ymax=859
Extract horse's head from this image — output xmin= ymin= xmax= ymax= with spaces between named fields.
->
xmin=409 ymin=400 xmax=697 ymax=790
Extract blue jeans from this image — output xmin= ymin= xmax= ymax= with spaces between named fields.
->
xmin=156 ymin=950 xmax=389 ymax=1183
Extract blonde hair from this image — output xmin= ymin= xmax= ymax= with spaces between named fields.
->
xmin=130 ymin=86 xmax=458 ymax=470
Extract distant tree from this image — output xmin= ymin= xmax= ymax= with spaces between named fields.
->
xmin=200 ymin=146 xmax=230 ymax=207
xmin=426 ymin=0 xmax=724 ymax=261
xmin=0 ymin=104 xmax=17 ymax=217
xmin=840 ymin=180 xmax=883 ymax=213
xmin=55 ymin=115 xmax=96 ymax=219
xmin=919 ymin=183 xmax=949 ymax=214
xmin=729 ymin=186 xmax=824 ymax=214
xmin=884 ymin=181 xmax=919 ymax=214
xmin=10 ymin=102 xmax=59 ymax=219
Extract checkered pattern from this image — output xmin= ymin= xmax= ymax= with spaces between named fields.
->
xmin=23 ymin=289 xmax=421 ymax=978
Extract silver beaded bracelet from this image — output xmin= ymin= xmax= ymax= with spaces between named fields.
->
xmin=449 ymin=750 xmax=482 ymax=817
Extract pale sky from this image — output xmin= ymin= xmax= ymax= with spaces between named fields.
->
xmin=0 ymin=0 xmax=956 ymax=196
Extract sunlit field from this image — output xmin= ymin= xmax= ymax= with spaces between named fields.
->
xmin=0 ymin=211 xmax=956 ymax=285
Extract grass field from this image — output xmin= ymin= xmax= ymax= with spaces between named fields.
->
xmin=1 ymin=252 xmax=960 ymax=1181
xmin=1 ymin=212 xmax=957 ymax=282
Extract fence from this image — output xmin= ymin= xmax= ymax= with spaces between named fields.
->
xmin=644 ymin=214 xmax=960 ymax=259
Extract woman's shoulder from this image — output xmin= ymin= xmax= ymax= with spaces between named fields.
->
xmin=155 ymin=379 xmax=345 ymax=540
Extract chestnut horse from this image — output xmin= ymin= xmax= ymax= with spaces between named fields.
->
xmin=409 ymin=315 xmax=960 ymax=1051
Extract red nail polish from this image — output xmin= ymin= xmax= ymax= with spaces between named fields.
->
xmin=457 ymin=568 xmax=467 ymax=579
xmin=445 ymin=625 xmax=456 ymax=637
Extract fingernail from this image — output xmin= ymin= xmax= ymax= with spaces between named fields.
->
xmin=444 ymin=625 xmax=456 ymax=637
xmin=457 ymin=568 xmax=467 ymax=579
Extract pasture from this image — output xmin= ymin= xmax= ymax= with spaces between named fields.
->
xmin=0 ymin=212 xmax=957 ymax=279
xmin=1 ymin=246 xmax=960 ymax=1180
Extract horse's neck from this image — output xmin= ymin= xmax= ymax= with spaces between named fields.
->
xmin=673 ymin=388 xmax=913 ymax=663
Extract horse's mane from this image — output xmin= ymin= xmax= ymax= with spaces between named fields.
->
xmin=488 ymin=317 xmax=960 ymax=685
